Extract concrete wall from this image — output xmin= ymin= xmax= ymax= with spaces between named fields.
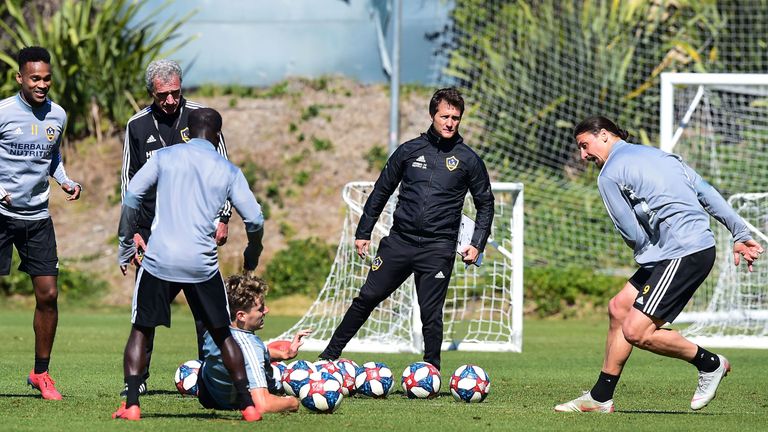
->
xmin=134 ymin=0 xmax=453 ymax=87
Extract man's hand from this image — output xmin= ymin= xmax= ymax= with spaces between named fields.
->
xmin=62 ymin=183 xmax=81 ymax=201
xmin=215 ymin=221 xmax=229 ymax=246
xmin=286 ymin=329 xmax=312 ymax=360
xmin=355 ymin=239 xmax=370 ymax=259
xmin=734 ymin=239 xmax=764 ymax=272
xmin=460 ymin=245 xmax=480 ymax=264
xmin=132 ymin=233 xmax=147 ymax=267
xmin=1 ymin=193 xmax=10 ymax=206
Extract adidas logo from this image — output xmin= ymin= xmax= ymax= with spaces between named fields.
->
xmin=435 ymin=271 xmax=445 ymax=279
xmin=416 ymin=155 xmax=426 ymax=162
xmin=146 ymin=135 xmax=157 ymax=144
xmin=12 ymin=127 xmax=23 ymax=135
xmin=635 ymin=297 xmax=644 ymax=305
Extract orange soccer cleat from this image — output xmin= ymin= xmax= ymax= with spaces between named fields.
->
xmin=27 ymin=370 xmax=63 ymax=400
xmin=112 ymin=401 xmax=141 ymax=421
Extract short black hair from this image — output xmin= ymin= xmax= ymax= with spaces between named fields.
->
xmin=189 ymin=108 xmax=222 ymax=136
xmin=429 ymin=87 xmax=464 ymax=117
xmin=573 ymin=116 xmax=630 ymax=141
xmin=17 ymin=46 xmax=51 ymax=69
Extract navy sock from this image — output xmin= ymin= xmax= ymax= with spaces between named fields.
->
xmin=590 ymin=371 xmax=620 ymax=402
xmin=233 ymin=378 xmax=253 ymax=410
xmin=34 ymin=357 xmax=50 ymax=375
xmin=125 ymin=375 xmax=142 ymax=407
xmin=689 ymin=346 xmax=720 ymax=372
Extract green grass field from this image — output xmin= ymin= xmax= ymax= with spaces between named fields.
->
xmin=0 ymin=306 xmax=766 ymax=431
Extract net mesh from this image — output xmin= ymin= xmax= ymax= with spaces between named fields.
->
xmin=271 ymin=182 xmax=523 ymax=353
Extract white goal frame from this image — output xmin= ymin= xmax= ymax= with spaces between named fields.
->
xmin=270 ymin=181 xmax=524 ymax=353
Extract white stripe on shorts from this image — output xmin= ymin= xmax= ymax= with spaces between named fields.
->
xmin=131 ymin=267 xmax=144 ymax=324
xmin=644 ymin=258 xmax=680 ymax=316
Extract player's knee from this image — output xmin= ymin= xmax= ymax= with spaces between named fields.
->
xmin=608 ymin=295 xmax=630 ymax=323
xmin=354 ymin=291 xmax=384 ymax=310
xmin=34 ymin=285 xmax=58 ymax=307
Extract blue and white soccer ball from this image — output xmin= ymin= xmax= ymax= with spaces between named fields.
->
xmin=282 ymin=360 xmax=318 ymax=397
xmin=449 ymin=364 xmax=490 ymax=403
xmin=355 ymin=362 xmax=394 ymax=398
xmin=299 ymin=371 xmax=344 ymax=413
xmin=401 ymin=361 xmax=441 ymax=399
xmin=335 ymin=358 xmax=359 ymax=396
xmin=270 ymin=361 xmax=287 ymax=394
xmin=314 ymin=360 xmax=344 ymax=385
xmin=174 ymin=359 xmax=202 ymax=397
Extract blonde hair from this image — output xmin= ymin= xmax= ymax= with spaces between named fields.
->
xmin=226 ymin=273 xmax=269 ymax=320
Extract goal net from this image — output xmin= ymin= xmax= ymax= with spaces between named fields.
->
xmin=659 ymin=72 xmax=768 ymax=347
xmin=270 ymin=181 xmax=524 ymax=353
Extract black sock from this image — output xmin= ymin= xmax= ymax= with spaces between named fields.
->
xmin=233 ymin=378 xmax=253 ymax=410
xmin=689 ymin=346 xmax=720 ymax=372
xmin=125 ymin=375 xmax=142 ymax=407
xmin=34 ymin=357 xmax=50 ymax=375
xmin=590 ymin=371 xmax=620 ymax=402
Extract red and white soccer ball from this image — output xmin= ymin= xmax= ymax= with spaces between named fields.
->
xmin=174 ymin=359 xmax=202 ymax=397
xmin=449 ymin=364 xmax=490 ymax=403
xmin=401 ymin=361 xmax=441 ymax=399
xmin=270 ymin=361 xmax=287 ymax=394
xmin=335 ymin=358 xmax=359 ymax=396
xmin=281 ymin=360 xmax=318 ymax=397
xmin=354 ymin=362 xmax=394 ymax=398
xmin=299 ymin=371 xmax=344 ymax=413
xmin=314 ymin=360 xmax=344 ymax=385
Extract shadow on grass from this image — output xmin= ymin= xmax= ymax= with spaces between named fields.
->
xmin=144 ymin=390 xmax=180 ymax=396
xmin=619 ymin=409 xmax=713 ymax=415
xmin=0 ymin=393 xmax=41 ymax=398
xmin=143 ymin=412 xmax=238 ymax=420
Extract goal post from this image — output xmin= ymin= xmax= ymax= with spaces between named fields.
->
xmin=658 ymin=72 xmax=768 ymax=347
xmin=269 ymin=181 xmax=524 ymax=353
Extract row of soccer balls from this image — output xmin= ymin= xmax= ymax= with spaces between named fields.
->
xmin=175 ymin=359 xmax=491 ymax=413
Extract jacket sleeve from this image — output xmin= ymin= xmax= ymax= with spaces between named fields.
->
xmin=215 ymin=130 xmax=233 ymax=222
xmin=120 ymin=121 xmax=142 ymax=202
xmin=683 ymin=161 xmax=753 ymax=243
xmin=354 ymin=145 xmax=406 ymax=240
xmin=229 ymin=170 xmax=265 ymax=270
xmin=48 ymin=130 xmax=79 ymax=190
xmin=597 ymin=175 xmax=649 ymax=252
xmin=117 ymin=156 xmax=160 ymax=265
xmin=468 ymin=156 xmax=494 ymax=252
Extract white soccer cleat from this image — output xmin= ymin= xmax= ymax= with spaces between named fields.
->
xmin=554 ymin=391 xmax=614 ymax=413
xmin=691 ymin=354 xmax=731 ymax=410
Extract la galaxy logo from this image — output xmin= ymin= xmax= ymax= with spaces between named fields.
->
xmin=45 ymin=125 xmax=56 ymax=142
xmin=371 ymin=256 xmax=383 ymax=271
xmin=445 ymin=156 xmax=459 ymax=171
xmin=180 ymin=127 xmax=190 ymax=142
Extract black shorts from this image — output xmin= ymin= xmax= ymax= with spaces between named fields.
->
xmin=197 ymin=372 xmax=227 ymax=410
xmin=131 ymin=268 xmax=231 ymax=329
xmin=0 ymin=214 xmax=58 ymax=276
xmin=629 ymin=246 xmax=716 ymax=322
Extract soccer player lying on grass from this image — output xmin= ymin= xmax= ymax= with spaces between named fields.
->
xmin=197 ymin=273 xmax=312 ymax=414
xmin=555 ymin=116 xmax=764 ymax=413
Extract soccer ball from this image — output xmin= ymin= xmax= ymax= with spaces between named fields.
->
xmin=282 ymin=360 xmax=318 ymax=397
xmin=335 ymin=358 xmax=359 ymax=396
xmin=401 ymin=361 xmax=441 ymax=399
xmin=174 ymin=359 xmax=202 ymax=397
xmin=314 ymin=360 xmax=344 ymax=385
xmin=270 ymin=361 xmax=287 ymax=394
xmin=449 ymin=364 xmax=490 ymax=403
xmin=355 ymin=362 xmax=394 ymax=398
xmin=299 ymin=371 xmax=344 ymax=413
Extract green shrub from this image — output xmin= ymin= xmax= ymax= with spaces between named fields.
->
xmin=263 ymin=237 xmax=335 ymax=298
xmin=365 ymin=144 xmax=388 ymax=172
xmin=524 ymin=265 xmax=626 ymax=318
xmin=0 ymin=0 xmax=195 ymax=140
xmin=312 ymin=136 xmax=333 ymax=151
xmin=0 ymin=251 xmax=108 ymax=301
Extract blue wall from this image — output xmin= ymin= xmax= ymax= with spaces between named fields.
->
xmin=134 ymin=0 xmax=453 ymax=87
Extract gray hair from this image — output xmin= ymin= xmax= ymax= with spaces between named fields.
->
xmin=145 ymin=59 xmax=183 ymax=93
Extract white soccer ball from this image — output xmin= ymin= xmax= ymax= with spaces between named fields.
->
xmin=401 ymin=361 xmax=441 ymax=399
xmin=174 ymin=359 xmax=202 ymax=397
xmin=354 ymin=361 xmax=394 ymax=398
xmin=335 ymin=358 xmax=359 ymax=396
xmin=270 ymin=361 xmax=287 ymax=394
xmin=449 ymin=364 xmax=490 ymax=403
xmin=314 ymin=360 xmax=344 ymax=385
xmin=281 ymin=360 xmax=318 ymax=397
xmin=299 ymin=371 xmax=344 ymax=413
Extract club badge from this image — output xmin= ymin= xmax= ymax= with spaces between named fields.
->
xmin=446 ymin=156 xmax=459 ymax=171
xmin=180 ymin=127 xmax=190 ymax=142
xmin=45 ymin=126 xmax=56 ymax=142
xmin=371 ymin=256 xmax=383 ymax=271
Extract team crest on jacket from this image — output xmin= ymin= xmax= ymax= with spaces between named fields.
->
xmin=45 ymin=125 xmax=56 ymax=142
xmin=371 ymin=256 xmax=383 ymax=271
xmin=180 ymin=127 xmax=190 ymax=142
xmin=445 ymin=156 xmax=459 ymax=171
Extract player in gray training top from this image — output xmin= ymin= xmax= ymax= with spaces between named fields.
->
xmin=0 ymin=46 xmax=81 ymax=401
xmin=113 ymin=108 xmax=264 ymax=422
xmin=555 ymin=116 xmax=764 ymax=414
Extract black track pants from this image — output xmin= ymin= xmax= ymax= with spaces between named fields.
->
xmin=320 ymin=233 xmax=455 ymax=370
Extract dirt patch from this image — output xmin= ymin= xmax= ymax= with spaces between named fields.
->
xmin=49 ymin=77 xmax=432 ymax=305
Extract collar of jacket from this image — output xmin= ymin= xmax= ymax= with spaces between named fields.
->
xmin=425 ymin=125 xmax=463 ymax=147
